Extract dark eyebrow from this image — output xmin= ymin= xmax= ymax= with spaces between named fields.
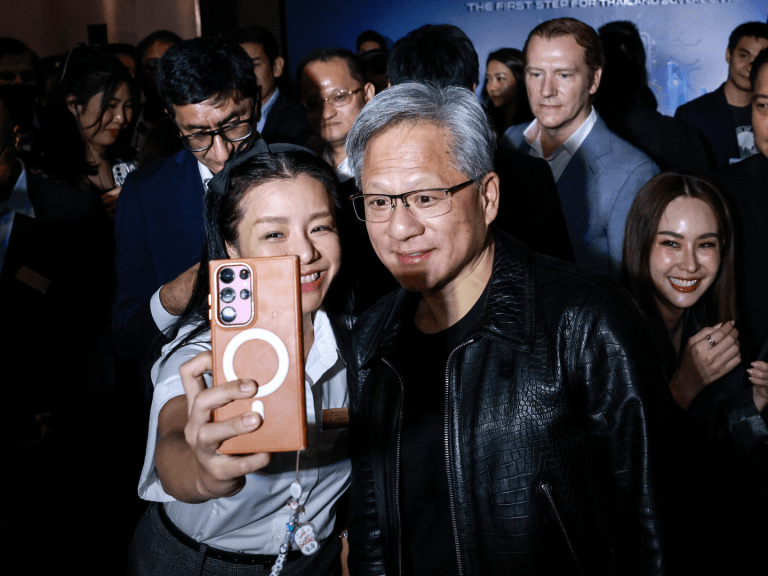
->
xmin=657 ymin=231 xmax=719 ymax=240
xmin=254 ymin=216 xmax=289 ymax=225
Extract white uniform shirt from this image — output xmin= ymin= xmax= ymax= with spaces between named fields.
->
xmin=138 ymin=308 xmax=350 ymax=553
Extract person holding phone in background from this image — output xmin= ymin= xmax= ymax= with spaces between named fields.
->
xmin=41 ymin=45 xmax=138 ymax=215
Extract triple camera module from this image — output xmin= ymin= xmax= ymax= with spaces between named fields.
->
xmin=219 ymin=266 xmax=252 ymax=324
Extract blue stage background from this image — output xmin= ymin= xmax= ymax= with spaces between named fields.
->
xmin=286 ymin=0 xmax=768 ymax=115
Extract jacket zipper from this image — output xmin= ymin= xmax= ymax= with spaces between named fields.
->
xmin=444 ymin=339 xmax=475 ymax=576
xmin=382 ymin=358 xmax=405 ymax=576
xmin=539 ymin=481 xmax=585 ymax=576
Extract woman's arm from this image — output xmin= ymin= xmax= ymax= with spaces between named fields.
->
xmin=154 ymin=351 xmax=271 ymax=503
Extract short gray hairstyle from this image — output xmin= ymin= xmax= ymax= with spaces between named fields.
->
xmin=346 ymin=82 xmax=496 ymax=189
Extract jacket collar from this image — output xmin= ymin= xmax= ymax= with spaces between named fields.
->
xmin=576 ymin=112 xmax=613 ymax=163
xmin=360 ymin=230 xmax=535 ymax=368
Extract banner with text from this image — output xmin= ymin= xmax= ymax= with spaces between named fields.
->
xmin=286 ymin=0 xmax=768 ymax=114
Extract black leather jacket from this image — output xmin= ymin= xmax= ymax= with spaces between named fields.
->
xmin=347 ymin=232 xmax=671 ymax=576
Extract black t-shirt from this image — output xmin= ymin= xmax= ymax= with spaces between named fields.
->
xmin=399 ymin=287 xmax=488 ymax=576
xmin=729 ymin=103 xmax=758 ymax=160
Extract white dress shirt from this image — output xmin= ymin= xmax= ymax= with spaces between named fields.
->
xmin=524 ymin=107 xmax=598 ymax=182
xmin=257 ymin=88 xmax=280 ymax=136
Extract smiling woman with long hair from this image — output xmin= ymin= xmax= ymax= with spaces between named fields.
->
xmin=622 ymin=169 xmax=768 ymax=576
xmin=622 ymin=171 xmax=768 ymax=408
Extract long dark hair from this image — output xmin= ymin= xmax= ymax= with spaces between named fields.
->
xmin=482 ymin=48 xmax=532 ymax=133
xmin=164 ymin=150 xmax=346 ymax=356
xmin=43 ymin=45 xmax=138 ymax=186
xmin=622 ymin=171 xmax=736 ymax=374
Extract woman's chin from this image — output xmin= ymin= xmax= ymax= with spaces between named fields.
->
xmin=300 ymin=290 xmax=326 ymax=319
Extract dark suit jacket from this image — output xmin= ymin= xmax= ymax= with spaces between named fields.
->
xmin=675 ymin=83 xmax=740 ymax=170
xmin=710 ymin=153 xmax=768 ymax=350
xmin=113 ymin=148 xmax=206 ymax=361
xmin=2 ymin=169 xmax=110 ymax=432
xmin=598 ymin=92 xmax=715 ymax=174
xmin=261 ymin=91 xmax=312 ymax=146
xmin=493 ymin=142 xmax=574 ymax=263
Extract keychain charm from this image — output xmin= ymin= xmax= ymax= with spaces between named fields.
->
xmin=294 ymin=523 xmax=319 ymax=555
xmin=269 ymin=458 xmax=318 ymax=575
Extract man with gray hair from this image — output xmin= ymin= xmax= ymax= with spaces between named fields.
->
xmin=345 ymin=82 xmax=670 ymax=575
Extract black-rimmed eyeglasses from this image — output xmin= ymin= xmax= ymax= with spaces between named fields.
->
xmin=350 ymin=180 xmax=475 ymax=223
xmin=178 ymin=118 xmax=254 ymax=152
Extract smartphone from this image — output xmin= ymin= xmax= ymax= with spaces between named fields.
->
xmin=209 ymin=256 xmax=307 ymax=454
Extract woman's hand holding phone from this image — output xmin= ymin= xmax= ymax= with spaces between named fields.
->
xmin=176 ymin=350 xmax=271 ymax=501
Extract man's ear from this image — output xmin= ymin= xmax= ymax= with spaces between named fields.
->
xmin=479 ymin=171 xmax=500 ymax=227
xmin=11 ymin=125 xmax=20 ymax=151
xmin=363 ymin=82 xmax=375 ymax=103
xmin=272 ymin=56 xmax=285 ymax=79
xmin=225 ymin=242 xmax=240 ymax=259
xmin=726 ymin=47 xmax=733 ymax=65
xmin=589 ymin=67 xmax=603 ymax=95
xmin=66 ymin=95 xmax=80 ymax=117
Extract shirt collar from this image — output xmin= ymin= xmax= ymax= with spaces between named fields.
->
xmin=524 ymin=106 xmax=597 ymax=159
xmin=335 ymin=156 xmax=354 ymax=181
xmin=197 ymin=160 xmax=215 ymax=191
xmin=1 ymin=160 xmax=35 ymax=219
xmin=305 ymin=307 xmax=344 ymax=386
xmin=257 ymin=88 xmax=280 ymax=134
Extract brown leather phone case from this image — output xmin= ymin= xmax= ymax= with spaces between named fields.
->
xmin=209 ymin=256 xmax=306 ymax=454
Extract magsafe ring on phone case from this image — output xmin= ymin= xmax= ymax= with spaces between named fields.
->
xmin=222 ymin=328 xmax=290 ymax=419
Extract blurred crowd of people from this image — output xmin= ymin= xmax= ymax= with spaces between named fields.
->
xmin=2 ymin=15 xmax=768 ymax=576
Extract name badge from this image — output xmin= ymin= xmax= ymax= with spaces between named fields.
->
xmin=322 ymin=408 xmax=349 ymax=431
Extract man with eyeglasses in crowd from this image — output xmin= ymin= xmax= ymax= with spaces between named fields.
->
xmin=296 ymin=46 xmax=400 ymax=315
xmin=298 ymin=47 xmax=374 ymax=181
xmin=114 ymin=37 xmax=259 ymax=377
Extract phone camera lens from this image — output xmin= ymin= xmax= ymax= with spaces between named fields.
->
xmin=220 ymin=268 xmax=235 ymax=284
xmin=239 ymin=269 xmax=250 ymax=280
xmin=240 ymin=289 xmax=250 ymax=300
xmin=221 ymin=306 xmax=237 ymax=323
xmin=220 ymin=287 xmax=236 ymax=303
